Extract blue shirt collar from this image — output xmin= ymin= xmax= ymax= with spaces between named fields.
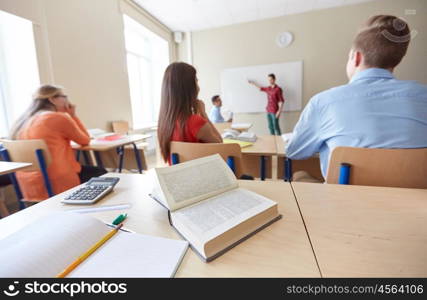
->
xmin=350 ymin=68 xmax=394 ymax=83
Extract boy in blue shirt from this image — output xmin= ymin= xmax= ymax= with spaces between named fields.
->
xmin=287 ymin=15 xmax=427 ymax=180
xmin=209 ymin=95 xmax=232 ymax=123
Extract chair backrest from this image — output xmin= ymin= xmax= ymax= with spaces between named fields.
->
xmin=326 ymin=146 xmax=427 ymax=189
xmin=213 ymin=122 xmax=231 ymax=134
xmin=0 ymin=139 xmax=52 ymax=172
xmin=112 ymin=121 xmax=130 ymax=135
xmin=170 ymin=141 xmax=243 ymax=178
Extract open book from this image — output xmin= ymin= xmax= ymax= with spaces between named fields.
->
xmin=0 ymin=213 xmax=188 ymax=277
xmin=222 ymin=129 xmax=257 ymax=142
xmin=151 ymin=154 xmax=281 ymax=262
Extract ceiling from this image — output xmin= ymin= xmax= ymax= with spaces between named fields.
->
xmin=133 ymin=0 xmax=375 ymax=32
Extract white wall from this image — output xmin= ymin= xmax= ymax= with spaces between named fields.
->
xmin=0 ymin=0 xmax=176 ymax=131
xmin=179 ymin=0 xmax=427 ymax=135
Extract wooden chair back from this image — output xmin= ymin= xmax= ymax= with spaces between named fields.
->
xmin=0 ymin=139 xmax=52 ymax=172
xmin=112 ymin=120 xmax=130 ymax=135
xmin=326 ymin=146 xmax=427 ymax=188
xmin=170 ymin=141 xmax=243 ymax=178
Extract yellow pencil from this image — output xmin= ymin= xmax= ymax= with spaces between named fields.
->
xmin=56 ymin=223 xmax=123 ymax=278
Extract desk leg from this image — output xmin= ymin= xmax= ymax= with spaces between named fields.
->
xmin=260 ymin=156 xmax=266 ymax=181
xmin=117 ymin=146 xmax=125 ymax=173
xmin=0 ymin=149 xmax=25 ymax=210
xmin=284 ymin=158 xmax=292 ymax=182
xmin=132 ymin=143 xmax=143 ymax=174
xmin=82 ymin=151 xmax=91 ymax=166
xmin=94 ymin=151 xmax=104 ymax=169
xmin=9 ymin=173 xmax=25 ymax=210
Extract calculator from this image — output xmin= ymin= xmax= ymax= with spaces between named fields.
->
xmin=62 ymin=177 xmax=120 ymax=205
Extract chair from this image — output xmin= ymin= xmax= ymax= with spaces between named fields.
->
xmin=326 ymin=146 xmax=427 ymax=188
xmin=112 ymin=120 xmax=131 ymax=135
xmin=170 ymin=141 xmax=243 ymax=178
xmin=0 ymin=139 xmax=54 ymax=208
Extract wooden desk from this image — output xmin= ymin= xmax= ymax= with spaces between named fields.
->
xmin=0 ymin=162 xmax=32 ymax=176
xmin=241 ymin=135 xmax=277 ymax=180
xmin=0 ymin=162 xmax=32 ymax=216
xmin=72 ymin=134 xmax=151 ymax=173
xmin=275 ymin=136 xmax=323 ymax=182
xmin=292 ymin=182 xmax=427 ymax=277
xmin=0 ymin=173 xmax=320 ymax=277
xmin=72 ymin=134 xmax=151 ymax=151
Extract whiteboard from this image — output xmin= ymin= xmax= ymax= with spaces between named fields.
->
xmin=220 ymin=61 xmax=303 ymax=113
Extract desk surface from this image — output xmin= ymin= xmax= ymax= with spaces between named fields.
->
xmin=292 ymin=182 xmax=427 ymax=277
xmin=0 ymin=173 xmax=320 ymax=277
xmin=241 ymin=135 xmax=277 ymax=156
xmin=72 ymin=134 xmax=151 ymax=151
xmin=0 ymin=162 xmax=32 ymax=176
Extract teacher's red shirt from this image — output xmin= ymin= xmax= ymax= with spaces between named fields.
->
xmin=260 ymin=85 xmax=285 ymax=113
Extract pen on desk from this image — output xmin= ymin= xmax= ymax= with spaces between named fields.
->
xmin=56 ymin=223 xmax=123 ymax=278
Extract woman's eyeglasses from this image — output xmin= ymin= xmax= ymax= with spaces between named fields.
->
xmin=54 ymin=94 xmax=68 ymax=99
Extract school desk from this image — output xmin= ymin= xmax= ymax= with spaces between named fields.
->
xmin=0 ymin=173 xmax=320 ymax=277
xmin=0 ymin=162 xmax=32 ymax=217
xmin=0 ymin=162 xmax=32 ymax=176
xmin=275 ymin=136 xmax=323 ymax=182
xmin=72 ymin=134 xmax=151 ymax=173
xmin=292 ymin=182 xmax=427 ymax=277
xmin=241 ymin=135 xmax=277 ymax=180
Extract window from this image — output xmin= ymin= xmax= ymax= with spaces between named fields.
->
xmin=123 ymin=15 xmax=169 ymax=129
xmin=0 ymin=10 xmax=40 ymax=137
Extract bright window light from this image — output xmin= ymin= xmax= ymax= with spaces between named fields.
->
xmin=0 ymin=10 xmax=40 ymax=138
xmin=123 ymin=14 xmax=169 ymax=129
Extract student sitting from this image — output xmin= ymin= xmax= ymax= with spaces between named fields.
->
xmin=209 ymin=95 xmax=232 ymax=123
xmin=157 ymin=62 xmax=223 ymax=164
xmin=286 ymin=15 xmax=427 ymax=180
xmin=9 ymin=85 xmax=107 ymax=201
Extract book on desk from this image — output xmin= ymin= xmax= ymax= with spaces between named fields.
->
xmin=0 ymin=212 xmax=188 ymax=277
xmin=150 ymin=154 xmax=281 ymax=262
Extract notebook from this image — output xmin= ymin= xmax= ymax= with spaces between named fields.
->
xmin=95 ymin=134 xmax=124 ymax=142
xmin=0 ymin=212 xmax=188 ymax=277
xmin=223 ymin=138 xmax=254 ymax=148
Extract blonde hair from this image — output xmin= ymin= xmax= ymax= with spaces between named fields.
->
xmin=9 ymin=84 xmax=64 ymax=139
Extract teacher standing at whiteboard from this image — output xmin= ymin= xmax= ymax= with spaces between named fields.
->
xmin=248 ymin=73 xmax=284 ymax=135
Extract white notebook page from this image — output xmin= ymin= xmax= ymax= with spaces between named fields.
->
xmin=0 ymin=213 xmax=110 ymax=277
xmin=69 ymin=232 xmax=188 ymax=277
xmin=0 ymin=212 xmax=188 ymax=278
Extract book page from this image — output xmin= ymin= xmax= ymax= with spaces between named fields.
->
xmin=171 ymin=188 xmax=276 ymax=243
xmin=0 ymin=212 xmax=110 ymax=277
xmin=154 ymin=154 xmax=238 ymax=211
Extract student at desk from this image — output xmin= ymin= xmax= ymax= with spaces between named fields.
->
xmin=286 ymin=15 xmax=427 ymax=181
xmin=157 ymin=62 xmax=222 ymax=163
xmin=9 ymin=85 xmax=107 ymax=201
xmin=209 ymin=95 xmax=233 ymax=123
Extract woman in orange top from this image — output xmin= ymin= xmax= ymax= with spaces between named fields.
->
xmin=9 ymin=85 xmax=107 ymax=201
